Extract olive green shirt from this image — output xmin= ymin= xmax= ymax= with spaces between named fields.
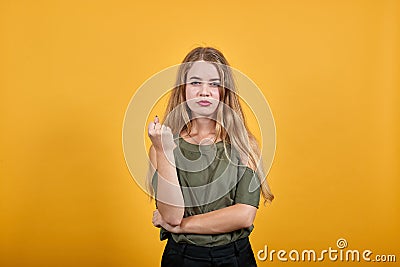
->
xmin=152 ymin=135 xmax=261 ymax=247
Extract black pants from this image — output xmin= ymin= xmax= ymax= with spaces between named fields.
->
xmin=161 ymin=237 xmax=257 ymax=267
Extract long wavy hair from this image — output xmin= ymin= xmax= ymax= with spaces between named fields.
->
xmin=150 ymin=46 xmax=273 ymax=204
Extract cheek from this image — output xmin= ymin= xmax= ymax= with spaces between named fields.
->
xmin=213 ymin=88 xmax=220 ymax=100
xmin=185 ymin=86 xmax=191 ymax=99
xmin=186 ymin=85 xmax=198 ymax=97
xmin=185 ymin=86 xmax=202 ymax=100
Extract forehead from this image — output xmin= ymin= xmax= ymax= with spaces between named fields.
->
xmin=187 ymin=61 xmax=220 ymax=80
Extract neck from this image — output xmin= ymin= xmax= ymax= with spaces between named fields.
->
xmin=190 ymin=117 xmax=216 ymax=136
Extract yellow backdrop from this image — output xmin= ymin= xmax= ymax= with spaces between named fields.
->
xmin=1 ymin=0 xmax=398 ymax=266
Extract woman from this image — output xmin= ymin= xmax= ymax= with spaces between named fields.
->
xmin=147 ymin=47 xmax=274 ymax=266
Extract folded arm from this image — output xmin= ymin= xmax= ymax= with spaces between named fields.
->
xmin=153 ymin=203 xmax=257 ymax=234
xmin=149 ymin=145 xmax=184 ymax=226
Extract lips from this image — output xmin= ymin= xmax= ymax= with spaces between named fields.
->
xmin=197 ymin=100 xmax=212 ymax=106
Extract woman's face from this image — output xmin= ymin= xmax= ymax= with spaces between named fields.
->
xmin=185 ymin=61 xmax=221 ymax=118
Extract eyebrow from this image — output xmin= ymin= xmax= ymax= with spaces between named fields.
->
xmin=189 ymin=76 xmax=221 ymax=82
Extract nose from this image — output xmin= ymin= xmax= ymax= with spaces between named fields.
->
xmin=199 ymin=83 xmax=210 ymax=97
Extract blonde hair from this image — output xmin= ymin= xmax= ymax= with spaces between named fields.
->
xmin=150 ymin=47 xmax=274 ymax=204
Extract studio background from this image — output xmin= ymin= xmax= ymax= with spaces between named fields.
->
xmin=1 ymin=0 xmax=398 ymax=266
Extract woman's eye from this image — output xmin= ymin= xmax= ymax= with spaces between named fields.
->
xmin=209 ymin=82 xmax=220 ymax=87
xmin=190 ymin=81 xmax=201 ymax=86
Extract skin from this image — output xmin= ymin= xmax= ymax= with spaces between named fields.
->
xmin=185 ymin=61 xmax=220 ymax=121
xmin=148 ymin=117 xmax=184 ymax=226
xmin=148 ymin=60 xmax=257 ymax=233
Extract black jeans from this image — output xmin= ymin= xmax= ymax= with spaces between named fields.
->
xmin=161 ymin=237 xmax=257 ymax=267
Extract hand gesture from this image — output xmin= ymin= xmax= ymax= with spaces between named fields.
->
xmin=148 ymin=116 xmax=176 ymax=152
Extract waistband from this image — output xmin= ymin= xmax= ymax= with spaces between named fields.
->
xmin=166 ymin=237 xmax=250 ymax=259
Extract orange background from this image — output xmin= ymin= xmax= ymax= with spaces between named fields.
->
xmin=1 ymin=0 xmax=399 ymax=266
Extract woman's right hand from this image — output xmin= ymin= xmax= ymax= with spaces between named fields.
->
xmin=148 ymin=116 xmax=176 ymax=152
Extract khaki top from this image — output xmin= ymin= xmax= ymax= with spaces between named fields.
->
xmin=152 ymin=135 xmax=261 ymax=247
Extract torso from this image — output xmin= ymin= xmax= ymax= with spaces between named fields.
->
xmin=154 ymin=133 xmax=259 ymax=247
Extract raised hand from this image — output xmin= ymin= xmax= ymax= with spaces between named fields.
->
xmin=148 ymin=116 xmax=176 ymax=152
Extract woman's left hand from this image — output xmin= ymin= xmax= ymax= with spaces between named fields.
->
xmin=152 ymin=209 xmax=183 ymax=234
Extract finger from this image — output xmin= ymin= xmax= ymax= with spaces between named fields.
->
xmin=154 ymin=122 xmax=162 ymax=130
xmin=161 ymin=125 xmax=172 ymax=136
xmin=154 ymin=115 xmax=159 ymax=124
xmin=165 ymin=126 xmax=172 ymax=134
xmin=148 ymin=122 xmax=155 ymax=134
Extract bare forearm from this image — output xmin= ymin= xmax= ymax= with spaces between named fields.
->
xmin=178 ymin=204 xmax=257 ymax=234
xmin=156 ymin=149 xmax=184 ymax=225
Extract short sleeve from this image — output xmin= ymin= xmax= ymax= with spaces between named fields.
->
xmin=234 ymin=167 xmax=261 ymax=209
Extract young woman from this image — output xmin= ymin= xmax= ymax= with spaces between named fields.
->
xmin=147 ymin=47 xmax=274 ymax=267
